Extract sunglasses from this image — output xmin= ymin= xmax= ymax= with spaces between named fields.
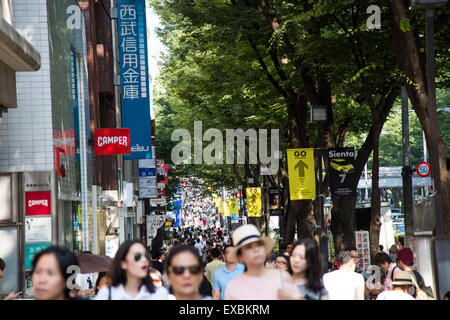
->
xmin=134 ymin=252 xmax=151 ymax=262
xmin=275 ymin=260 xmax=287 ymax=264
xmin=169 ymin=265 xmax=202 ymax=275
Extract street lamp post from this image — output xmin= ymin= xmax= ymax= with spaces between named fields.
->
xmin=311 ymin=105 xmax=329 ymax=275
xmin=412 ymin=0 xmax=449 ymax=300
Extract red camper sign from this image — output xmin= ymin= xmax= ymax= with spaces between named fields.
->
xmin=26 ymin=191 xmax=51 ymax=216
xmin=95 ymin=128 xmax=131 ymax=155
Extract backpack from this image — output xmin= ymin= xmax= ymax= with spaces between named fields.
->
xmin=409 ymin=271 xmax=435 ymax=300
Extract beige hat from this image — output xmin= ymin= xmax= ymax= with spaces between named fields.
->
xmin=392 ymin=270 xmax=414 ymax=286
xmin=230 ymin=224 xmax=273 ymax=261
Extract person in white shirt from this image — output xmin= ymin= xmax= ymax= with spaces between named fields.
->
xmin=95 ymin=240 xmax=169 ymax=300
xmin=194 ymin=238 xmax=204 ymax=257
xmin=377 ymin=270 xmax=415 ymax=300
xmin=323 ymin=250 xmax=365 ymax=300
xmin=374 ymin=252 xmax=398 ymax=291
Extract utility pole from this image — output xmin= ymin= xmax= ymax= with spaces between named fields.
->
xmin=424 ymin=6 xmax=449 ymax=300
xmin=401 ymin=86 xmax=414 ymax=244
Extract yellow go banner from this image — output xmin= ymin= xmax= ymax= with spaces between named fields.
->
xmin=224 ymin=199 xmax=232 ymax=217
xmin=246 ymin=187 xmax=262 ymax=217
xmin=287 ymin=148 xmax=316 ymax=200
xmin=218 ymin=200 xmax=225 ymax=214
xmin=212 ymin=193 xmax=220 ymax=206
xmin=230 ymin=198 xmax=239 ymax=215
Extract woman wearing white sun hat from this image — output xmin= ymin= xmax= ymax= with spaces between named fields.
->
xmin=224 ymin=224 xmax=299 ymax=300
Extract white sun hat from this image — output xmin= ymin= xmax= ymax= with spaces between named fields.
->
xmin=230 ymin=224 xmax=273 ymax=261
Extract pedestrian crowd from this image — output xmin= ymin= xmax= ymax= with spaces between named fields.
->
xmin=2 ymin=224 xmax=447 ymax=301
xmin=1 ymin=184 xmax=448 ymax=301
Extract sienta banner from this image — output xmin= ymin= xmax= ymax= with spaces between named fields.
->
xmin=328 ymin=147 xmax=356 ymax=197
xmin=94 ymin=128 xmax=130 ymax=155
xmin=117 ymin=0 xmax=152 ymax=159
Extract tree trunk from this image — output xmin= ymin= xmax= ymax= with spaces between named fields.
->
xmin=388 ymin=0 xmax=450 ymax=237
xmin=331 ymin=196 xmax=357 ymax=253
xmin=370 ymin=132 xmax=382 ymax=260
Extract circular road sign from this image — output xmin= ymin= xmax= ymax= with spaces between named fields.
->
xmin=416 ymin=161 xmax=431 ymax=178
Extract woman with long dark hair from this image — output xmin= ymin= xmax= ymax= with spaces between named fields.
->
xmin=95 ymin=240 xmax=168 ymax=300
xmin=279 ymin=239 xmax=329 ymax=300
xmin=165 ymin=245 xmax=212 ymax=300
xmin=31 ymin=246 xmax=81 ymax=300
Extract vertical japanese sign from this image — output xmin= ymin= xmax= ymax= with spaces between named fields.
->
xmin=117 ymin=0 xmax=152 ymax=159
xmin=328 ymin=148 xmax=356 ymax=197
xmin=287 ymin=149 xmax=316 ymax=200
xmin=355 ymin=231 xmax=371 ymax=272
xmin=246 ymin=187 xmax=262 ymax=217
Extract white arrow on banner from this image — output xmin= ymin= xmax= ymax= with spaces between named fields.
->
xmin=146 ymin=215 xmax=167 ymax=244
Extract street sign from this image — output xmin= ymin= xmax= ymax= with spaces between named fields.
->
xmin=150 ymin=198 xmax=166 ymax=206
xmin=416 ymin=161 xmax=431 ymax=178
xmin=287 ymin=148 xmax=316 ymax=200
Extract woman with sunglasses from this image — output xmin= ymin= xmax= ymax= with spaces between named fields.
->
xmin=165 ymin=245 xmax=213 ymax=300
xmin=95 ymin=240 xmax=169 ymax=300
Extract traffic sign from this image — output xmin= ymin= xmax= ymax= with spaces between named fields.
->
xmin=416 ymin=161 xmax=431 ymax=178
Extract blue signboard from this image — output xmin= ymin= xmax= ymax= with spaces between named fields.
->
xmin=173 ymin=200 xmax=182 ymax=228
xmin=117 ymin=0 xmax=152 ymax=159
xmin=139 ymin=168 xmax=156 ymax=177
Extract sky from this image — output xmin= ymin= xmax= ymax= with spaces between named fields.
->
xmin=146 ymin=6 xmax=166 ymax=81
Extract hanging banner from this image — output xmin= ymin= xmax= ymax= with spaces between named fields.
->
xmin=117 ymin=0 xmax=152 ymax=159
xmin=230 ymin=198 xmax=239 ymax=216
xmin=269 ymin=187 xmax=284 ymax=215
xmin=287 ymin=148 xmax=316 ymax=200
xmin=94 ymin=128 xmax=131 ymax=155
xmin=328 ymin=147 xmax=356 ymax=197
xmin=246 ymin=187 xmax=262 ymax=217
xmin=156 ymin=164 xmax=169 ymax=185
xmin=223 ymin=199 xmax=232 ymax=217
xmin=218 ymin=200 xmax=225 ymax=214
